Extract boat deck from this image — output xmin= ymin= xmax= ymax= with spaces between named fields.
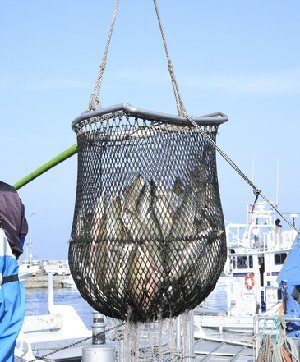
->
xmin=16 ymin=336 xmax=255 ymax=361
xmin=194 ymin=337 xmax=254 ymax=361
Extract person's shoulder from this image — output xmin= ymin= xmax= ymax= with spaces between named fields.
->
xmin=0 ymin=181 xmax=16 ymax=192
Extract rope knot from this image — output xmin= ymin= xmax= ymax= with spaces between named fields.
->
xmin=253 ymin=188 xmax=261 ymax=197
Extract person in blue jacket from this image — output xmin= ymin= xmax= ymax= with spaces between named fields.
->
xmin=0 ymin=181 xmax=28 ymax=361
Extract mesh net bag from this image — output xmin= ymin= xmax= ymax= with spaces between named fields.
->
xmin=69 ymin=104 xmax=227 ymax=323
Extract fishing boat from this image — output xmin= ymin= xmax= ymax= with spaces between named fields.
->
xmin=194 ymin=201 xmax=298 ymax=335
xmin=19 ymin=261 xmax=41 ymax=280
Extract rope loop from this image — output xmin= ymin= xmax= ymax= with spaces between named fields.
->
xmin=152 ymin=0 xmax=187 ymax=117
xmin=87 ymin=0 xmax=121 ymax=112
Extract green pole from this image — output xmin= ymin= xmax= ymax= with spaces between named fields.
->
xmin=14 ymin=144 xmax=78 ymax=190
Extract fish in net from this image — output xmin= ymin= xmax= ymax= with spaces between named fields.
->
xmin=68 ymin=104 xmax=227 ymax=323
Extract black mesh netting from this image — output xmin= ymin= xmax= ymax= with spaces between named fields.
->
xmin=68 ymin=110 xmax=227 ymax=323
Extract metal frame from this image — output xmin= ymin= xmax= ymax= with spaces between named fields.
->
xmin=72 ymin=103 xmax=228 ymax=129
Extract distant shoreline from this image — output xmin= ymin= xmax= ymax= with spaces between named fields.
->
xmin=22 ymin=274 xmax=68 ymax=289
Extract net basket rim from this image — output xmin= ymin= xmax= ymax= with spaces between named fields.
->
xmin=72 ymin=103 xmax=228 ymax=130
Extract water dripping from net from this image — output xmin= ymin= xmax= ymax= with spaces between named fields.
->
xmin=110 ymin=309 xmax=196 ymax=361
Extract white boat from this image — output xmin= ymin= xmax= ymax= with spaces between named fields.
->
xmin=43 ymin=260 xmax=71 ymax=275
xmin=61 ymin=274 xmax=77 ymax=288
xmin=19 ymin=261 xmax=41 ymax=281
xmin=15 ymin=274 xmax=91 ymax=361
xmin=194 ymin=201 xmax=297 ymax=335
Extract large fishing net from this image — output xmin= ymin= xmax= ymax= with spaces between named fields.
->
xmin=68 ymin=104 xmax=227 ymax=323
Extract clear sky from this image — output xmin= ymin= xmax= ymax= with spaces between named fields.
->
xmin=1 ymin=1 xmax=300 ymax=260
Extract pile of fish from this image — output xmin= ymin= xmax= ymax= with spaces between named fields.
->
xmin=72 ymin=171 xmax=225 ymax=320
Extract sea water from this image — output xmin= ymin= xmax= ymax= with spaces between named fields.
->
xmin=25 ymin=287 xmax=94 ymax=329
xmin=25 ymin=280 xmax=227 ymax=329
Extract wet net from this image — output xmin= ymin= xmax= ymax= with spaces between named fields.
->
xmin=68 ymin=106 xmax=227 ymax=323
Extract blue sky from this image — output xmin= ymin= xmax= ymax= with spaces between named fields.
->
xmin=1 ymin=1 xmax=300 ymax=260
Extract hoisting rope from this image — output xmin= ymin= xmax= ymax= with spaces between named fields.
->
xmin=88 ymin=0 xmax=120 ymax=111
xmin=184 ymin=113 xmax=300 ymax=234
xmin=152 ymin=0 xmax=187 ymax=117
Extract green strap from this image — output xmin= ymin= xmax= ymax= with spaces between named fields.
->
xmin=14 ymin=144 xmax=78 ymax=190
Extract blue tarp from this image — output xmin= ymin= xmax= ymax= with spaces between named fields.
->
xmin=277 ymin=236 xmax=300 ymax=286
xmin=277 ymin=235 xmax=300 ymax=336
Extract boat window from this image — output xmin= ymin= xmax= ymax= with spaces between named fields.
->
xmin=237 ymin=256 xmax=247 ymax=268
xmin=274 ymin=253 xmax=287 ymax=265
xmin=249 ymin=255 xmax=253 ymax=268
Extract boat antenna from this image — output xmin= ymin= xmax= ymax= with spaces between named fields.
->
xmin=276 ymin=156 xmax=280 ymax=206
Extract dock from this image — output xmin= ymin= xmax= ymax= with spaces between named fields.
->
xmin=23 ymin=274 xmax=67 ymax=289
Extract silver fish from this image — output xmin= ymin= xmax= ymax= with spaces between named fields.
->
xmin=123 ymin=175 xmax=146 ymax=214
xmin=106 ymin=196 xmax=128 ymax=291
xmin=90 ymin=193 xmax=107 ymax=240
xmin=136 ymin=182 xmax=152 ymax=223
xmin=166 ymin=239 xmax=200 ymax=282
xmin=127 ymin=245 xmax=157 ymax=310
xmin=170 ymin=190 xmax=197 ymax=240
xmin=173 ymin=176 xmax=185 ymax=196
xmin=107 ymin=196 xmax=127 ymax=241
xmin=83 ymin=193 xmax=108 ymax=289
xmin=152 ymin=180 xmax=182 ymax=239
xmin=115 ymin=242 xmax=135 ymax=299
xmin=122 ymin=177 xmax=161 ymax=241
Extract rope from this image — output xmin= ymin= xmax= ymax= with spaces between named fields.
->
xmin=184 ymin=114 xmax=300 ymax=235
xmin=257 ymin=334 xmax=273 ymax=362
xmin=88 ymin=0 xmax=186 ymax=116
xmin=271 ymin=317 xmax=299 ymax=362
xmin=13 ymin=144 xmax=77 ymax=190
xmin=257 ymin=316 xmax=299 ymax=362
xmin=88 ymin=0 xmax=120 ymax=111
xmin=152 ymin=0 xmax=187 ymax=117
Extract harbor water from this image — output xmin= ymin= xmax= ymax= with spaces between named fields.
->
xmin=25 ymin=287 xmax=94 ymax=329
xmin=25 ymin=282 xmax=226 ymax=330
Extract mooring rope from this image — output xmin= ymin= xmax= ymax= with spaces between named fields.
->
xmin=257 ymin=316 xmax=299 ymax=362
